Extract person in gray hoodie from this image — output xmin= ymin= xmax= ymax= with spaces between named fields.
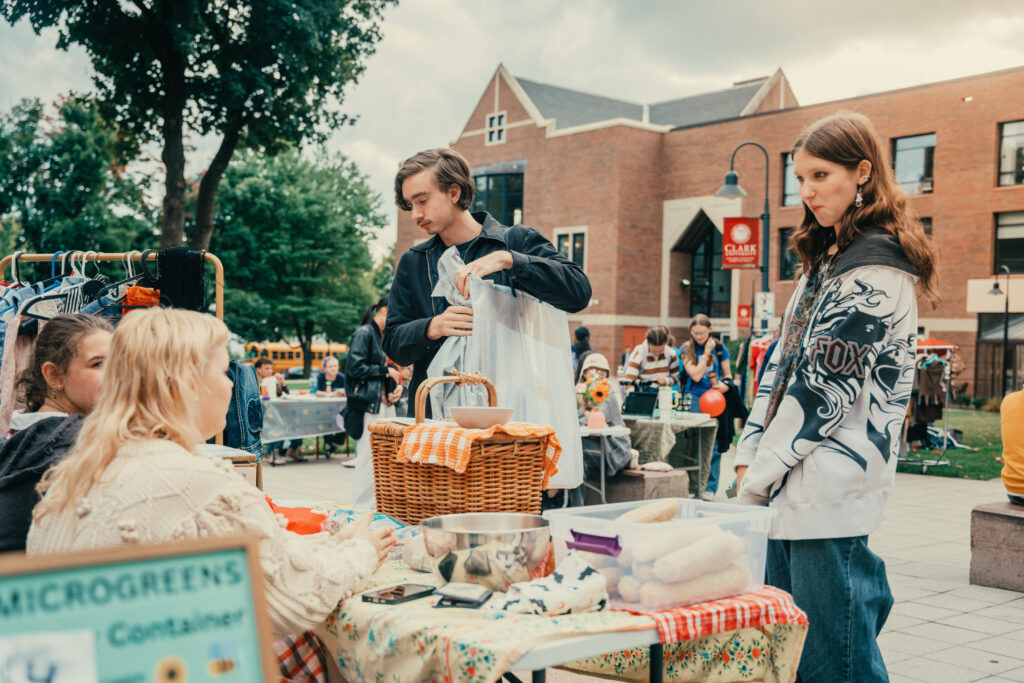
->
xmin=734 ymin=112 xmax=938 ymax=683
xmin=0 ymin=313 xmax=112 ymax=551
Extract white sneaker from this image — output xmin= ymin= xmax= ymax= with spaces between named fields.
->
xmin=341 ymin=459 xmax=356 ymax=468
xmin=700 ymin=490 xmax=716 ymax=501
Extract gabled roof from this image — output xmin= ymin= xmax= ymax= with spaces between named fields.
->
xmin=509 ymin=70 xmax=786 ymax=131
xmin=649 ymin=81 xmax=767 ymax=128
xmin=517 ymin=77 xmax=642 ymax=130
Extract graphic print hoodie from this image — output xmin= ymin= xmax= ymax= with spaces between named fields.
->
xmin=735 ymin=227 xmax=919 ymax=539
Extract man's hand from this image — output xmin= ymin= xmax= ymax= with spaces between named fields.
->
xmin=655 ymin=374 xmax=669 ymax=385
xmin=455 ymin=250 xmax=513 ymax=299
xmin=427 ymin=305 xmax=473 ymax=340
xmin=386 ymin=384 xmax=403 ymax=406
xmin=387 ymin=366 xmax=401 ymax=385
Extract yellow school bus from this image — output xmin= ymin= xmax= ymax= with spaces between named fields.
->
xmin=244 ymin=341 xmax=349 ymax=374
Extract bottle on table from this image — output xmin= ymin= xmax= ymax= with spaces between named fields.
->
xmin=309 ymin=373 xmax=318 ymax=396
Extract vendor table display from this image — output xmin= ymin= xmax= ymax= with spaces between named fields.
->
xmin=315 ymin=562 xmax=806 ymax=683
xmin=261 ymin=396 xmax=346 ymax=443
xmin=623 ymin=413 xmax=717 ymax=495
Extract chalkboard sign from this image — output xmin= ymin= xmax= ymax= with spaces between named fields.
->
xmin=0 ymin=535 xmax=276 ymax=682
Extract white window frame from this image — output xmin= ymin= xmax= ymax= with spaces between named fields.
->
xmin=553 ymin=226 xmax=588 ymax=271
xmin=485 ymin=111 xmax=507 ymax=146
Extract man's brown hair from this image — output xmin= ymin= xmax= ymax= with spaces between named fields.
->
xmin=394 ymin=148 xmax=475 ymax=211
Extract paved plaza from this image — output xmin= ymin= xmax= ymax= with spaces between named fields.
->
xmin=262 ymin=451 xmax=1024 ymax=682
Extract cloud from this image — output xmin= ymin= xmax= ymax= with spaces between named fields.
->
xmin=3 ymin=0 xmax=1023 ymax=265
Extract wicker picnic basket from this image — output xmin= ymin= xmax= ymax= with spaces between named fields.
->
xmin=368 ymin=371 xmax=548 ymax=525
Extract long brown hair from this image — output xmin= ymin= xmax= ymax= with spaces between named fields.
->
xmin=790 ymin=111 xmax=938 ymax=308
xmin=684 ymin=314 xmax=712 ymax=366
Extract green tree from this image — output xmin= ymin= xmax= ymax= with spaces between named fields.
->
xmin=2 ymin=0 xmax=395 ymax=251
xmin=371 ymin=242 xmax=395 ymax=294
xmin=209 ymin=148 xmax=382 ymax=376
xmin=0 ymin=97 xmax=154 ymax=255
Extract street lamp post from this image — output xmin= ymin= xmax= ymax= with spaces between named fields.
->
xmin=989 ymin=265 xmax=1012 ymax=396
xmin=715 ymin=142 xmax=771 ymax=336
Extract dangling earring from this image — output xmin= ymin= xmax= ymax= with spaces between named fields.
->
xmin=47 ymin=387 xmax=58 ymax=399
xmin=855 ymin=183 xmax=864 ymax=208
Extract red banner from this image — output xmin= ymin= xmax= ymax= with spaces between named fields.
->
xmin=737 ymin=305 xmax=751 ymax=328
xmin=722 ymin=217 xmax=760 ymax=269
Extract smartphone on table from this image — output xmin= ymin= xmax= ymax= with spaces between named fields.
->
xmin=361 ymin=583 xmax=436 ymax=605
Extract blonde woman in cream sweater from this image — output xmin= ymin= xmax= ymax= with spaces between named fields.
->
xmin=27 ymin=308 xmax=394 ymax=637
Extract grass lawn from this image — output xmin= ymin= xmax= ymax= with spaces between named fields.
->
xmin=897 ymin=408 xmax=1004 ymax=481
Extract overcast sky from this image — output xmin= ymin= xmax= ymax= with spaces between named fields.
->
xmin=2 ymin=0 xmax=1023 ymax=258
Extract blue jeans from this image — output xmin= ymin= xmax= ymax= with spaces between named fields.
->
xmin=266 ymin=439 xmax=303 ymax=453
xmin=705 ymin=441 xmax=722 ymax=494
xmin=768 ymin=537 xmax=893 ymax=682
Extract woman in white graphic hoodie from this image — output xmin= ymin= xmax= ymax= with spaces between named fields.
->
xmin=735 ymin=111 xmax=937 ymax=683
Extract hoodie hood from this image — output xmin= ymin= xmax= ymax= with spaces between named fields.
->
xmin=834 ymin=226 xmax=918 ymax=278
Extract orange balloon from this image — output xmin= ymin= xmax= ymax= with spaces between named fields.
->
xmin=698 ymin=389 xmax=726 ymax=417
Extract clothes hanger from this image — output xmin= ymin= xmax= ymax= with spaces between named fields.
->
xmin=19 ymin=252 xmax=101 ymax=319
xmin=92 ymin=250 xmax=146 ymax=301
xmin=30 ymin=251 xmax=70 ymax=293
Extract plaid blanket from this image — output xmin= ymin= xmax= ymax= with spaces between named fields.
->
xmin=620 ymin=585 xmax=808 ymax=644
xmin=274 ymin=631 xmax=327 ymax=683
xmin=395 ymin=420 xmax=562 ymax=487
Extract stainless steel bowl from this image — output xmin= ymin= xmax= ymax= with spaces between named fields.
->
xmin=420 ymin=513 xmax=551 ymax=591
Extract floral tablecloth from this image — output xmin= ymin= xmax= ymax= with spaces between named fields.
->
xmin=315 ymin=562 xmax=807 ymax=683
xmin=261 ymin=396 xmax=346 ymax=442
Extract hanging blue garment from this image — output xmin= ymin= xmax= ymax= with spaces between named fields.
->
xmin=222 ymin=359 xmax=264 ymax=457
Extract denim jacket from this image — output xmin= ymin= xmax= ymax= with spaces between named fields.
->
xmin=224 ymin=360 xmax=263 ymax=457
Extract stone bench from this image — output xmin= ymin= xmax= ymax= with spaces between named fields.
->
xmin=584 ymin=467 xmax=690 ymax=505
xmin=970 ymin=502 xmax=1024 ymax=591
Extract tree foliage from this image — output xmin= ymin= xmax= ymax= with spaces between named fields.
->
xmin=1 ymin=0 xmax=395 ymax=250
xmin=208 ymin=148 xmax=382 ymax=376
xmin=0 ymin=97 xmax=154 ymax=255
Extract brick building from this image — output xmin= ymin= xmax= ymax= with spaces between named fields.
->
xmin=395 ymin=64 xmax=1024 ymax=397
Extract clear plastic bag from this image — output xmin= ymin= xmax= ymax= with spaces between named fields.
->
xmin=426 ymin=247 xmax=583 ymax=488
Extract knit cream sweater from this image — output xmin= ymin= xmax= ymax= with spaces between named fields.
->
xmin=26 ymin=438 xmax=378 ymax=637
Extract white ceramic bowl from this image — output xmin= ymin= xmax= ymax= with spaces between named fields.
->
xmin=449 ymin=406 xmax=513 ymax=429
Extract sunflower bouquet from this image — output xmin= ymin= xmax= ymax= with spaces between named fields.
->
xmin=579 ymin=378 xmax=611 ymax=410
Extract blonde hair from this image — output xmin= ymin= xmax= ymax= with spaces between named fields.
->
xmin=34 ymin=308 xmax=229 ymax=520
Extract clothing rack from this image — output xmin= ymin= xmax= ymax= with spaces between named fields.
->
xmin=899 ymin=342 xmax=956 ymax=471
xmin=0 ymin=250 xmax=247 ymax=476
xmin=0 ymin=250 xmax=224 ymax=320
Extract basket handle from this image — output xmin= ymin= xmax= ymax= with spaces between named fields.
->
xmin=414 ymin=371 xmax=497 ymax=424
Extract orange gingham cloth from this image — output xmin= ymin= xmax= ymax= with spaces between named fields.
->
xmin=616 ymin=585 xmax=808 ymax=644
xmin=396 ymin=421 xmax=562 ymax=488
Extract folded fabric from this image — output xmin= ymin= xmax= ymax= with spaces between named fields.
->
xmin=265 ymin=497 xmax=328 ymax=535
xmin=489 ymin=551 xmax=608 ymax=616
xmin=122 ymin=285 xmax=161 ymax=316
xmin=396 ymin=421 xmax=562 ymax=488
xmin=617 ymin=584 xmax=808 ymax=644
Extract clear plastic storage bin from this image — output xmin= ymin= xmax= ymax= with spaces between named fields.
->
xmin=543 ymin=498 xmax=775 ymax=610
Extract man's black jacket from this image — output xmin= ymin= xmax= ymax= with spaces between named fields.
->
xmin=384 ymin=212 xmax=592 ymax=416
